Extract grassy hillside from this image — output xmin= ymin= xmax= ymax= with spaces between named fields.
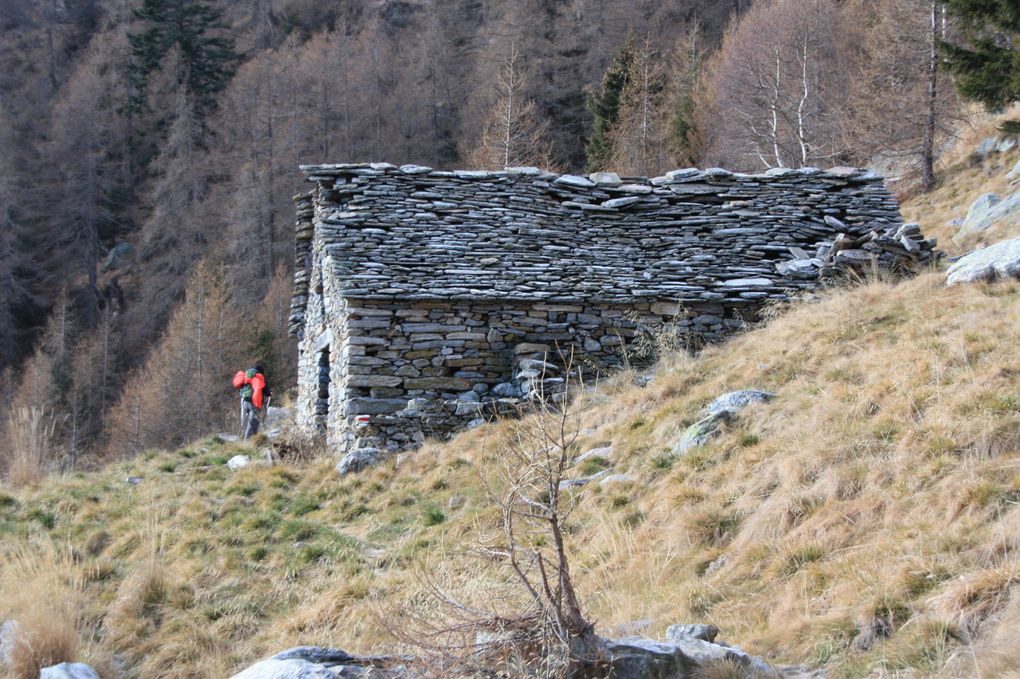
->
xmin=3 ymin=126 xmax=1020 ymax=678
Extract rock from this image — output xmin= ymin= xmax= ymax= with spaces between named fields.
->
xmin=589 ymin=171 xmax=622 ymax=186
xmin=957 ymin=192 xmax=1020 ymax=239
xmin=605 ymin=637 xmax=697 ymax=679
xmin=721 ymin=277 xmax=773 ymax=288
xmin=776 ymin=258 xmax=821 ymax=279
xmin=558 ymin=469 xmax=612 ymax=490
xmin=603 ymin=196 xmax=641 ymax=209
xmin=219 ymin=433 xmax=240 ymax=442
xmin=673 ymin=416 xmax=723 ymax=455
xmin=946 ymin=236 xmax=1020 ymax=285
xmin=40 ymin=663 xmax=101 ymax=679
xmin=554 ymin=174 xmax=596 ymax=189
xmin=336 ymin=448 xmax=382 ymax=475
xmin=975 ymin=136 xmax=1000 ymax=158
xmin=1007 ymin=158 xmax=1020 ymax=180
xmin=230 ymin=646 xmax=399 ymax=679
xmin=0 ymin=619 xmax=19 ymax=665
xmin=666 ymin=624 xmax=719 ymax=643
xmin=669 ymin=638 xmax=776 ymax=677
xmin=706 ymin=390 xmax=775 ymax=417
xmin=575 ymin=445 xmax=613 ymax=466
xmin=491 ymin=382 xmax=518 ymax=397
xmin=227 ymin=455 xmax=251 ymax=470
xmin=599 ymin=473 xmax=637 ymax=487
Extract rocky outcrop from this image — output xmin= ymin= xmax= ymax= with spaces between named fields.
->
xmin=336 ymin=447 xmax=383 ymax=475
xmin=230 ymin=646 xmax=403 ymax=679
xmin=946 ymin=236 xmax=1020 ymax=285
xmin=956 ymin=192 xmax=1020 ymax=240
xmin=607 ymin=623 xmax=778 ymax=678
xmin=674 ymin=390 xmax=774 ymax=455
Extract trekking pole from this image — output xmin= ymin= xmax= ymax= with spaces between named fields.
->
xmin=238 ymin=399 xmax=247 ymax=440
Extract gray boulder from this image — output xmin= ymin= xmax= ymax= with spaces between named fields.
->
xmin=946 ymin=236 xmax=1020 ymax=286
xmin=230 ymin=647 xmax=399 ymax=679
xmin=605 ymin=637 xmax=698 ymax=679
xmin=975 ymin=136 xmax=1000 ymax=158
xmin=336 ymin=448 xmax=382 ymax=475
xmin=665 ymin=623 xmax=719 ymax=643
xmin=227 ymin=454 xmax=251 ymax=470
xmin=674 ymin=390 xmax=774 ymax=455
xmin=706 ymin=390 xmax=775 ymax=417
xmin=39 ymin=663 xmax=101 ymax=679
xmin=669 ymin=638 xmax=776 ymax=676
xmin=673 ymin=416 xmax=723 ymax=455
xmin=0 ymin=619 xmax=19 ymax=665
xmin=957 ymin=192 xmax=1020 ymax=239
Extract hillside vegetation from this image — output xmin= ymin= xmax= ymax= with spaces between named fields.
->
xmin=2 ymin=129 xmax=1020 ymax=677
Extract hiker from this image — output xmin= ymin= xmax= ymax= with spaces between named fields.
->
xmin=232 ymin=363 xmax=270 ymax=440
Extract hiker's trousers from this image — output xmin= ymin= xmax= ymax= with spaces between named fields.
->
xmin=241 ymin=400 xmax=261 ymax=439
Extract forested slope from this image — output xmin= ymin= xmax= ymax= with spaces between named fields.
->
xmin=0 ymin=0 xmax=970 ymax=464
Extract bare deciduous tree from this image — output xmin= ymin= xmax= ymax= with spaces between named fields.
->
xmin=395 ymin=362 xmax=608 ymax=678
xmin=700 ymin=0 xmax=847 ymax=170
xmin=467 ymin=43 xmax=557 ymax=170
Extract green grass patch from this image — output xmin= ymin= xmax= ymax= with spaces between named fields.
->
xmin=27 ymin=508 xmax=57 ymax=529
xmin=423 ymin=506 xmax=446 ymax=527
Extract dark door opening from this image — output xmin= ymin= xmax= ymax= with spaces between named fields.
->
xmin=316 ymin=347 xmax=330 ymax=432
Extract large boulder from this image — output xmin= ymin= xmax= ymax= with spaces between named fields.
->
xmin=946 ymin=236 xmax=1020 ymax=286
xmin=674 ymin=390 xmax=774 ymax=455
xmin=667 ymin=638 xmax=776 ymax=676
xmin=706 ymin=390 xmax=774 ymax=418
xmin=230 ymin=647 xmax=399 ymax=679
xmin=956 ymin=192 xmax=1020 ymax=240
xmin=609 ymin=627 xmax=778 ymax=678
xmin=39 ymin=663 xmax=101 ymax=679
xmin=605 ymin=637 xmax=698 ymax=679
xmin=336 ymin=448 xmax=382 ymax=475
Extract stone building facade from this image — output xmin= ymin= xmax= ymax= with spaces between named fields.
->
xmin=289 ymin=164 xmax=914 ymax=451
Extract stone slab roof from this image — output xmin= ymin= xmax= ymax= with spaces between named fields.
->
xmin=291 ymin=163 xmax=902 ymax=324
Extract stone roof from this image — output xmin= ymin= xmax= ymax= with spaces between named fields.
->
xmin=292 ymin=163 xmax=901 ymax=319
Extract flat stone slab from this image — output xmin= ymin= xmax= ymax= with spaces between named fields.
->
xmin=946 ymin=236 xmax=1020 ymax=285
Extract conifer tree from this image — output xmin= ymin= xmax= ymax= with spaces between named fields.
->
xmin=585 ymin=37 xmax=635 ymax=172
xmin=941 ymin=0 xmax=1020 ymax=109
xmin=127 ymin=0 xmax=239 ymax=115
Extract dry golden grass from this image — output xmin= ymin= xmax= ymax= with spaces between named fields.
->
xmin=0 ymin=541 xmax=83 ymax=679
xmin=2 ymin=406 xmax=59 ymax=488
xmin=1 ymin=118 xmax=1019 ymax=677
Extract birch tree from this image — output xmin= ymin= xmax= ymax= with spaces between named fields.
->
xmin=700 ymin=0 xmax=846 ymax=170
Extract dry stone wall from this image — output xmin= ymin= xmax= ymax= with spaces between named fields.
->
xmin=289 ymin=163 xmax=917 ymax=451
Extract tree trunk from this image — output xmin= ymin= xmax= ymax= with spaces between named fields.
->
xmin=922 ymin=0 xmax=938 ymax=191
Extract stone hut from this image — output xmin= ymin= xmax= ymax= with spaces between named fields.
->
xmin=289 ymin=163 xmax=915 ymax=452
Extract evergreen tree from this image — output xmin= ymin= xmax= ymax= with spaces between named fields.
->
xmin=127 ymin=0 xmax=239 ymax=115
xmin=585 ymin=37 xmax=635 ymax=172
xmin=941 ymin=0 xmax=1020 ymax=109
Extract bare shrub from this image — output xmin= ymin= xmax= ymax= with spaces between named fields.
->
xmin=393 ymin=360 xmax=610 ymax=678
xmin=3 ymin=406 xmax=59 ymax=487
